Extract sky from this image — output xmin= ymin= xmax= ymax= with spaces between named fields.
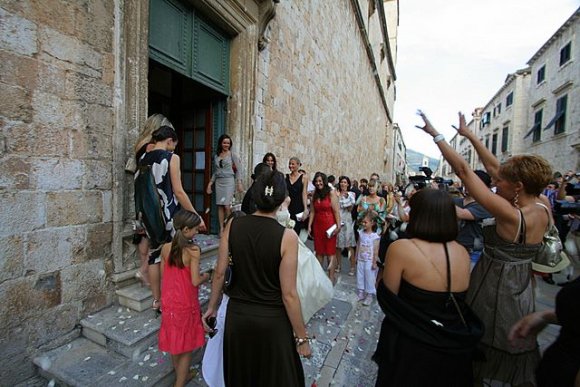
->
xmin=395 ymin=0 xmax=579 ymax=158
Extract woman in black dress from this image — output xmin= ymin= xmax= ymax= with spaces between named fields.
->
xmin=286 ymin=156 xmax=309 ymax=235
xmin=374 ymin=189 xmax=482 ymax=386
xmin=204 ymin=170 xmax=311 ymax=386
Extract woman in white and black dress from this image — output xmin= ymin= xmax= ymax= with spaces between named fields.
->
xmin=203 ymin=170 xmax=311 ymax=386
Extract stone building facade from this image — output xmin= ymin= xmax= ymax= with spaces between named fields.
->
xmin=524 ymin=9 xmax=579 ymax=173
xmin=439 ymin=8 xmax=579 ymax=181
xmin=0 ymin=0 xmax=398 ymax=383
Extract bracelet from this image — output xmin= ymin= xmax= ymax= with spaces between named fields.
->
xmin=433 ymin=134 xmax=445 ymax=143
xmin=295 ymin=336 xmax=311 ymax=346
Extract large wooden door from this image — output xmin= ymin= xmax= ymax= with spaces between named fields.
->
xmin=179 ymin=105 xmax=212 ymax=230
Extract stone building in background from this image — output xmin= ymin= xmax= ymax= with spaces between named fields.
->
xmin=439 ymin=8 xmax=579 ymax=181
xmin=0 ymin=0 xmax=398 ymax=383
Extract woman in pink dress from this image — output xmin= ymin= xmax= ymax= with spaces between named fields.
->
xmin=158 ymin=209 xmax=211 ymax=387
xmin=308 ymin=172 xmax=341 ymax=284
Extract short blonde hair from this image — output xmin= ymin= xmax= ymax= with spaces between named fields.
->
xmin=134 ymin=114 xmax=174 ymax=154
xmin=499 ymin=155 xmax=552 ymax=196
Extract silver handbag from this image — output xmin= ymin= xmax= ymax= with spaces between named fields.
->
xmin=532 ymin=204 xmax=567 ymax=273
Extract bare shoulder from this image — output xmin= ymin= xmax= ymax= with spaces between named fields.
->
xmin=387 ymin=239 xmax=413 ymax=258
xmin=282 ymin=227 xmax=298 ymax=243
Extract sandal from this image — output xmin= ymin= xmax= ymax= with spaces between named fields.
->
xmin=152 ymin=299 xmax=161 ymax=318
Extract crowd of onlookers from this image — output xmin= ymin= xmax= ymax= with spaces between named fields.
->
xmin=131 ymin=112 xmax=579 ymax=387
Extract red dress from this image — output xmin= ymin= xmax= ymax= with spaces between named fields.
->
xmin=158 ymin=259 xmax=205 ymax=354
xmin=313 ymin=195 xmax=337 ymax=255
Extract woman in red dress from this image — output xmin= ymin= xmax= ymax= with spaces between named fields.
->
xmin=308 ymin=172 xmax=342 ymax=284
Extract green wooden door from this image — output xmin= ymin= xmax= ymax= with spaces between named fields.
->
xmin=149 ymin=0 xmax=230 ymax=95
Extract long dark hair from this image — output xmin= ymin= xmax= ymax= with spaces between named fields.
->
xmin=216 ymin=134 xmax=232 ymax=155
xmin=338 ymin=175 xmax=351 ymax=192
xmin=252 ymin=170 xmax=287 ymax=212
xmin=262 ymin=152 xmax=278 ymax=170
xmin=407 ymin=189 xmax=458 ymax=242
xmin=169 ymin=210 xmax=202 ymax=268
xmin=312 ymin=172 xmax=331 ymax=201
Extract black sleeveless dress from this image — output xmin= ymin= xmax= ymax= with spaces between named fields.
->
xmin=286 ymin=173 xmax=306 ymax=234
xmin=373 ymin=244 xmax=482 ymax=387
xmin=224 ymin=215 xmax=304 ymax=386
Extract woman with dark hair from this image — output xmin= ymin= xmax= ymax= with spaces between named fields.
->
xmin=308 ymin=172 xmax=341 ymax=284
xmin=374 ymin=189 xmax=482 ymax=386
xmin=263 ymin=152 xmax=278 ymax=171
xmin=132 ymin=114 xmax=174 ymax=287
xmin=203 ymin=170 xmax=311 ymax=386
xmin=206 ymin=134 xmax=244 ymax=235
xmin=137 ymin=125 xmax=205 ymax=314
xmin=417 ymin=112 xmax=553 ymax=386
xmin=336 ymin=176 xmax=357 ymax=275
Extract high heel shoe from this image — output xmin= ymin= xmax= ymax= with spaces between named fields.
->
xmin=135 ymin=270 xmax=150 ymax=287
xmin=152 ymin=299 xmax=161 ymax=318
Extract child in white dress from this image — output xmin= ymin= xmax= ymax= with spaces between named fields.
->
xmin=356 ymin=210 xmax=380 ymax=306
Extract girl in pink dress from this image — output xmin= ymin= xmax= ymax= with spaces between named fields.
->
xmin=158 ymin=209 xmax=211 ymax=387
xmin=308 ymin=172 xmax=341 ymax=284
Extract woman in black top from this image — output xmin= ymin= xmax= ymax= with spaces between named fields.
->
xmin=374 ymin=189 xmax=482 ymax=386
xmin=285 ymin=157 xmax=309 ymax=234
xmin=204 ymin=170 xmax=311 ymax=386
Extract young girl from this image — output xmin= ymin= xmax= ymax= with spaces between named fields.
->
xmin=356 ymin=210 xmax=380 ymax=306
xmin=158 ymin=209 xmax=210 ymax=387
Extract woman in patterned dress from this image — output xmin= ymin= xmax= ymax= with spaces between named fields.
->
xmin=138 ymin=126 xmax=205 ymax=313
xmin=336 ymin=176 xmax=357 ymax=275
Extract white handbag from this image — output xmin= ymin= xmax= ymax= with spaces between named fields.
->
xmin=296 ymin=240 xmax=334 ymax=323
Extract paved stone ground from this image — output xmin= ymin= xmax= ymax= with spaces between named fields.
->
xmin=184 ymin=247 xmax=575 ymax=387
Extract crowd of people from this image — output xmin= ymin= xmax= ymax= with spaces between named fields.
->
xmin=131 ymin=113 xmax=579 ymax=386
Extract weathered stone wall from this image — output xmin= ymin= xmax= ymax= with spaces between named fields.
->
xmin=252 ymin=1 xmax=393 ymax=181
xmin=0 ymin=2 xmax=115 ymax=382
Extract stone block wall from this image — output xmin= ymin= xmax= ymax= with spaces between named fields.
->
xmin=252 ymin=1 xmax=392 ymax=181
xmin=0 ymin=2 xmax=115 ymax=383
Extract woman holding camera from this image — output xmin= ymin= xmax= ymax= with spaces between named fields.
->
xmin=417 ymin=111 xmax=552 ymax=386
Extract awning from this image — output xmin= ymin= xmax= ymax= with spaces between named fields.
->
xmin=543 ymin=110 xmax=565 ymax=130
xmin=524 ymin=122 xmax=540 ymax=139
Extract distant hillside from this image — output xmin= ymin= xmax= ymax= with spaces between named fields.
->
xmin=406 ymin=149 xmax=439 ymax=174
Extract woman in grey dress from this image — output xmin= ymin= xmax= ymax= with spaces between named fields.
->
xmin=417 ymin=111 xmax=553 ymax=386
xmin=206 ymin=134 xmax=243 ymax=235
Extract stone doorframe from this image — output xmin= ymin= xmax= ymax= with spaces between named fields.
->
xmin=111 ymin=0 xmax=279 ymax=276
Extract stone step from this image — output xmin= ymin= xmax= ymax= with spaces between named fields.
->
xmin=80 ymin=305 xmax=161 ymax=358
xmin=116 ymin=283 xmax=153 ymax=312
xmin=33 ymin=337 xmax=175 ymax=387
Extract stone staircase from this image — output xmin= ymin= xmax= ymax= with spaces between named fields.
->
xmin=32 ymin=235 xmax=220 ymax=387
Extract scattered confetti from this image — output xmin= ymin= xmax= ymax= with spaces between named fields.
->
xmin=142 ymin=376 xmax=149 ymax=382
xmin=107 ymin=370 xmax=116 ymax=375
xmin=144 ymin=354 xmax=151 ymax=361
xmin=119 ymin=376 xmax=127 ymax=382
xmin=84 ymin=357 xmax=91 ymax=361
xmin=133 ymin=374 xmax=139 ymax=380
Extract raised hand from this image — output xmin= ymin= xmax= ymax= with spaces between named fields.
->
xmin=414 ymin=109 xmax=438 ymax=136
xmin=452 ymin=112 xmax=471 ymax=137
